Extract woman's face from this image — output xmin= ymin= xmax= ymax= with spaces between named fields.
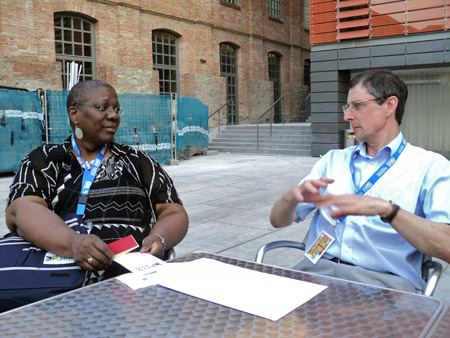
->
xmin=76 ymin=86 xmax=121 ymax=147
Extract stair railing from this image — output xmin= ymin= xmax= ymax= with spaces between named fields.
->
xmin=208 ymin=99 xmax=233 ymax=135
xmin=256 ymin=96 xmax=284 ymax=150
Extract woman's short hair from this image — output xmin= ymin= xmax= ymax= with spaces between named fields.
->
xmin=349 ymin=69 xmax=408 ymax=125
xmin=66 ymin=80 xmax=115 ymax=111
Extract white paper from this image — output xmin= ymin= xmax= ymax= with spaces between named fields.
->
xmin=115 ymin=252 xmax=165 ymax=274
xmin=158 ymin=258 xmax=327 ymax=321
xmin=115 ymin=252 xmax=166 ymax=289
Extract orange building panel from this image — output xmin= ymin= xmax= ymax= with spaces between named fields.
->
xmin=371 ymin=0 xmax=405 ymax=5
xmin=337 ymin=8 xmax=370 ymax=19
xmin=371 ymin=1 xmax=406 ymax=15
xmin=408 ymin=19 xmax=445 ymax=34
xmin=337 ymin=18 xmax=369 ymax=29
xmin=372 ymin=13 xmax=406 ymax=26
xmin=408 ymin=0 xmax=446 ymax=11
xmin=372 ymin=24 xmax=406 ymax=37
xmin=311 ymin=0 xmax=335 ymax=4
xmin=408 ymin=8 xmax=445 ymax=22
xmin=311 ymin=1 xmax=337 ymax=14
xmin=336 ymin=0 xmax=368 ymax=9
xmin=311 ymin=21 xmax=337 ymax=34
xmin=310 ymin=32 xmax=337 ymax=45
xmin=311 ymin=11 xmax=337 ymax=24
xmin=337 ymin=29 xmax=369 ymax=40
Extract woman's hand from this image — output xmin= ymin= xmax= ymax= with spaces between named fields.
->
xmin=140 ymin=233 xmax=166 ymax=259
xmin=71 ymin=233 xmax=114 ymax=271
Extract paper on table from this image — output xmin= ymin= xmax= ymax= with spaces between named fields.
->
xmin=158 ymin=258 xmax=327 ymax=321
xmin=115 ymin=252 xmax=166 ymax=289
xmin=115 ymin=252 xmax=165 ymax=274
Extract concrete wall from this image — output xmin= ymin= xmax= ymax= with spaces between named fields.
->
xmin=310 ymin=31 xmax=450 ymax=157
xmin=0 ymin=0 xmax=311 ymax=123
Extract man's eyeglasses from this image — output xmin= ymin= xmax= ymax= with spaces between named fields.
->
xmin=75 ymin=103 xmax=124 ymax=116
xmin=342 ymin=98 xmax=381 ymax=114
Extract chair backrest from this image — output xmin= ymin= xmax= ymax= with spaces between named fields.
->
xmin=255 ymin=240 xmax=442 ymax=297
xmin=421 ymin=254 xmax=442 ymax=297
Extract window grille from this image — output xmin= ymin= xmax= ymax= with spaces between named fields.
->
xmin=268 ymin=0 xmax=281 ymax=20
xmin=152 ymin=31 xmax=179 ymax=95
xmin=220 ymin=43 xmax=238 ymax=124
xmin=54 ymin=14 xmax=95 ymax=89
xmin=222 ymin=0 xmax=238 ymax=5
xmin=268 ymin=52 xmax=282 ymax=123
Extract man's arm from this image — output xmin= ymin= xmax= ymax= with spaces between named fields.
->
xmin=140 ymin=203 xmax=189 ymax=258
xmin=314 ymin=194 xmax=450 ymax=263
xmin=270 ymin=177 xmax=334 ymax=228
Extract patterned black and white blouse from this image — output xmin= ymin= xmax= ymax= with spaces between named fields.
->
xmin=7 ymin=137 xmax=183 ymax=249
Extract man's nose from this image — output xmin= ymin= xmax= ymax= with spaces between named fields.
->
xmin=343 ymin=107 xmax=353 ymax=121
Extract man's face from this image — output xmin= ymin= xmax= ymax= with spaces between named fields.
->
xmin=344 ymin=83 xmax=387 ymax=144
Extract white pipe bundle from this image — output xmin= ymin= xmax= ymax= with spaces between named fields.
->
xmin=67 ymin=61 xmax=82 ymax=90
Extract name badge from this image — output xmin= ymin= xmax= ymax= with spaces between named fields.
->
xmin=305 ymin=231 xmax=335 ymax=265
xmin=43 ymin=252 xmax=75 ymax=265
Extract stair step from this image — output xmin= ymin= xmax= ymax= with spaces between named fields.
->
xmin=208 ymin=123 xmax=312 ymax=156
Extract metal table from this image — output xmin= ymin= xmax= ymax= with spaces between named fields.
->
xmin=0 ymin=252 xmax=444 ymax=337
xmin=427 ymin=304 xmax=450 ymax=338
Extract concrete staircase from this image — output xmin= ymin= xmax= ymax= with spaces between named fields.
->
xmin=208 ymin=123 xmax=312 ymax=156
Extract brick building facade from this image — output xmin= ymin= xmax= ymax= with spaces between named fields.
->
xmin=0 ymin=0 xmax=310 ymax=125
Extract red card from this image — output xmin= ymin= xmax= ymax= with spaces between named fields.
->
xmin=108 ymin=235 xmax=139 ymax=258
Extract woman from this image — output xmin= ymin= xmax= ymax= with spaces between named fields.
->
xmin=6 ymin=80 xmax=188 ymax=282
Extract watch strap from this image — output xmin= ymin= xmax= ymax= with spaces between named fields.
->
xmin=380 ymin=200 xmax=400 ymax=223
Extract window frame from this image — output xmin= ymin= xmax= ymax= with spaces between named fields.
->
xmin=152 ymin=30 xmax=180 ymax=96
xmin=268 ymin=0 xmax=282 ymax=21
xmin=54 ymin=13 xmax=96 ymax=89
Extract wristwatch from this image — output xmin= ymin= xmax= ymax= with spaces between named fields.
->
xmin=380 ymin=200 xmax=400 ymax=223
xmin=154 ymin=234 xmax=167 ymax=251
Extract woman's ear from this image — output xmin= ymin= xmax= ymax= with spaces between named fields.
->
xmin=68 ymin=106 xmax=78 ymax=125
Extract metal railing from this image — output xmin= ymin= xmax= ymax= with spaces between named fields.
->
xmin=208 ymin=98 xmax=233 ymax=135
xmin=256 ymin=96 xmax=284 ymax=150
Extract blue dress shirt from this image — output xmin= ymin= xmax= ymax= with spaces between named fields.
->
xmin=295 ymin=132 xmax=450 ymax=290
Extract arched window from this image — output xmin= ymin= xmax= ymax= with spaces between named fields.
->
xmin=54 ymin=13 xmax=95 ymax=89
xmin=220 ymin=43 xmax=239 ymax=124
xmin=152 ymin=30 xmax=179 ymax=95
xmin=268 ymin=52 xmax=282 ymax=123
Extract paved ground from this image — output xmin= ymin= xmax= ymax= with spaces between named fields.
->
xmin=1 ymin=152 xmax=448 ymax=304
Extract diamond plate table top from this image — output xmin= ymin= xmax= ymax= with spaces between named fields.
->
xmin=428 ymin=304 xmax=450 ymax=338
xmin=0 ymin=252 xmax=443 ymax=338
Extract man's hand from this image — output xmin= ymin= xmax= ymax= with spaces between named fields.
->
xmin=270 ymin=177 xmax=334 ymax=227
xmin=312 ymin=194 xmax=389 ymax=220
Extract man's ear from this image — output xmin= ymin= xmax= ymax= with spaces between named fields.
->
xmin=385 ymin=96 xmax=398 ymax=118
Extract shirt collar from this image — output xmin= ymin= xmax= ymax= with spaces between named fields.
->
xmin=352 ymin=132 xmax=404 ymax=159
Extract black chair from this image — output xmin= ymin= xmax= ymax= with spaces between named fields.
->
xmin=255 ymin=240 xmax=442 ymax=296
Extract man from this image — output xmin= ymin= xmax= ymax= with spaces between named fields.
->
xmin=270 ymin=69 xmax=450 ymax=292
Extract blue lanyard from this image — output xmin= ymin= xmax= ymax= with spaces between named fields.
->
xmin=336 ymin=137 xmax=406 ymax=223
xmin=350 ymin=137 xmax=406 ymax=195
xmin=71 ymin=135 xmax=107 ymax=216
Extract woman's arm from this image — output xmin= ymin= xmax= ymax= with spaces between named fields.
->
xmin=6 ymin=196 xmax=113 ymax=270
xmin=140 ymin=203 xmax=189 ymax=258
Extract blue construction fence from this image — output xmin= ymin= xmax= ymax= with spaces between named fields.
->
xmin=0 ymin=89 xmax=209 ymax=173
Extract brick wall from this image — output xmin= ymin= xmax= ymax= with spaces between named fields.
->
xmin=0 ymin=0 xmax=310 ymax=122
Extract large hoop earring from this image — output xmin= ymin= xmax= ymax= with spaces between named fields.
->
xmin=74 ymin=123 xmax=83 ymax=139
